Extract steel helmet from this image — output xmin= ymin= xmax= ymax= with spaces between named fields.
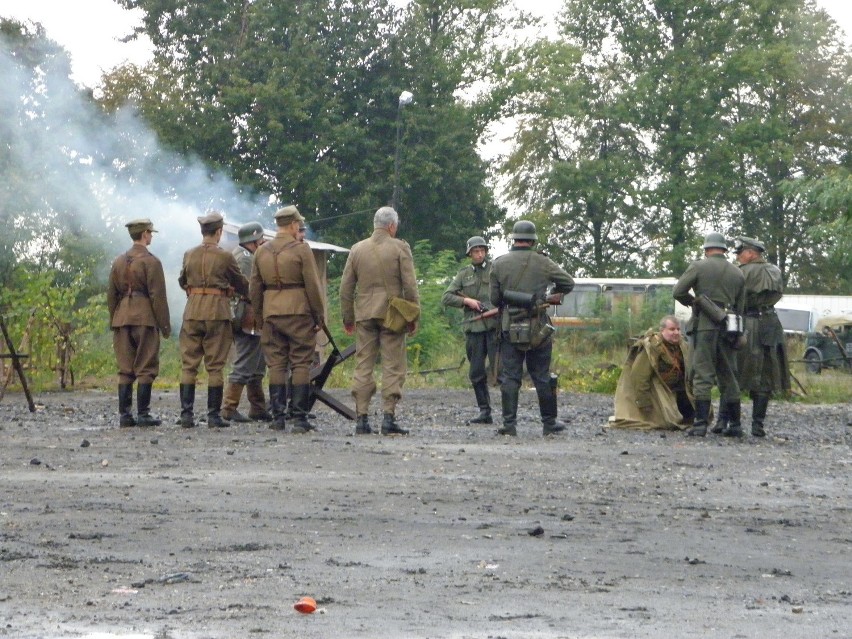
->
xmin=238 ymin=222 xmax=264 ymax=244
xmin=702 ymin=231 xmax=728 ymax=251
xmin=465 ymin=236 xmax=488 ymax=254
xmin=510 ymin=220 xmax=538 ymax=242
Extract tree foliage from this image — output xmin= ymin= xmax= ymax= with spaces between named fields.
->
xmin=107 ymin=0 xmax=511 ymax=250
xmin=498 ymin=0 xmax=851 ymax=284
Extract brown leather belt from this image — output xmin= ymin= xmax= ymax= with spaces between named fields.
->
xmin=188 ymin=287 xmax=228 ymax=296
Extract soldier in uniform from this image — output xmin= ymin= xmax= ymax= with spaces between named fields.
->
xmin=673 ymin=232 xmax=746 ymax=437
xmin=222 ymin=222 xmax=272 ymax=423
xmin=178 ymin=212 xmax=249 ymax=428
xmin=249 ymin=205 xmax=325 ymax=433
xmin=340 ymin=206 xmax=420 ymax=436
xmin=489 ymin=220 xmax=574 ymax=436
xmin=107 ymin=218 xmax=171 ymax=427
xmin=441 ymin=236 xmax=499 ymax=424
xmin=711 ymin=237 xmax=790 ymax=437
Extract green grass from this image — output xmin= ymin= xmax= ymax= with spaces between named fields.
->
xmin=5 ymin=327 xmax=847 ymax=406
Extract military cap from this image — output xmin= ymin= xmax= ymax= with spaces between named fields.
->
xmin=197 ymin=211 xmax=224 ymax=231
xmin=125 ymin=218 xmax=157 ymax=235
xmin=274 ymin=205 xmax=305 ymax=226
xmin=734 ymin=237 xmax=765 ymax=253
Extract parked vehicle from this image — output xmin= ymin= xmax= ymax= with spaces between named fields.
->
xmin=548 ymin=278 xmax=692 ymax=328
xmin=802 ymin=314 xmax=852 ymax=374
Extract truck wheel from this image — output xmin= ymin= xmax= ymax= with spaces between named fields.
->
xmin=804 ymin=351 xmax=822 ymax=375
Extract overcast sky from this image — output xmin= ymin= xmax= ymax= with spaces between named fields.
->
xmin=2 ymin=0 xmax=850 ymax=88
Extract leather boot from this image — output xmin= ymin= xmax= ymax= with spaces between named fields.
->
xmin=686 ymin=399 xmax=711 ymax=437
xmin=723 ymin=401 xmax=743 ymax=438
xmin=179 ymin=383 xmax=196 ymax=428
xmin=355 ymin=415 xmax=372 ymax=435
xmin=118 ymin=384 xmax=136 ymax=427
xmin=468 ymin=381 xmax=493 ymax=424
xmin=246 ymin=380 xmax=272 ymax=421
xmin=136 ymin=383 xmax=161 ymax=427
xmin=751 ymin=393 xmax=769 ymax=437
xmin=711 ymin=403 xmax=728 ymax=434
xmin=381 ymin=413 xmax=409 ymax=435
xmin=497 ymin=387 xmax=518 ymax=436
xmin=206 ymin=386 xmax=230 ymax=428
xmin=221 ymin=382 xmax=250 ymax=422
xmin=290 ymin=384 xmax=316 ymax=434
xmin=539 ymin=383 xmax=566 ymax=435
xmin=268 ymin=384 xmax=287 ymax=431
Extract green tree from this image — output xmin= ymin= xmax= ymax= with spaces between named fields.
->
xmin=109 ymin=0 xmax=511 ymax=249
xmin=499 ymin=40 xmax=651 ymax=276
xmin=705 ymin=0 xmax=852 ymax=284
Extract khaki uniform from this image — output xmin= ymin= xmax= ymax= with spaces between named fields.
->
xmin=609 ymin=330 xmax=696 ymax=430
xmin=490 ymin=247 xmax=574 ymax=433
xmin=178 ymin=238 xmax=249 ymax=385
xmin=249 ymin=231 xmax=325 ymax=386
xmin=738 ymin=258 xmax=790 ymax=395
xmin=340 ymin=228 xmax=419 ymax=415
xmin=107 ymin=244 xmax=171 ymax=384
xmin=673 ymin=254 xmax=745 ymax=403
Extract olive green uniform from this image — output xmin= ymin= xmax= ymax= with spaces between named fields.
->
xmin=178 ymin=238 xmax=249 ymax=386
xmin=609 ymin=329 xmax=695 ymax=430
xmin=249 ymin=231 xmax=325 ymax=387
xmin=442 ymin=259 xmax=499 ymax=418
xmin=672 ymin=254 xmax=745 ymax=403
xmin=738 ymin=257 xmax=790 ymax=395
xmin=490 ymin=247 xmax=574 ymax=434
xmin=340 ymin=228 xmax=420 ymax=417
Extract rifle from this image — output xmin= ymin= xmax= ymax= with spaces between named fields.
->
xmin=466 ymin=293 xmax=563 ymax=323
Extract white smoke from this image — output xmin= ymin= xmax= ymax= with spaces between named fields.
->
xmin=0 ymin=30 xmax=277 ymax=324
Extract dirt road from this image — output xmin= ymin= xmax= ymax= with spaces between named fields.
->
xmin=1 ymin=388 xmax=850 ymax=638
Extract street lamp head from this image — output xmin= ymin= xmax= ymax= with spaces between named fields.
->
xmin=398 ymin=91 xmax=414 ymax=106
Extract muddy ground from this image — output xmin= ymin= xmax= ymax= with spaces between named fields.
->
xmin=0 ymin=387 xmax=850 ymax=639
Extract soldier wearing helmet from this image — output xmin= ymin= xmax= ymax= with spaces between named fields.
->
xmin=711 ymin=237 xmax=790 ymax=438
xmin=441 ymin=235 xmax=500 ymax=424
xmin=489 ymin=220 xmax=574 ymax=436
xmin=222 ymin=222 xmax=273 ymax=424
xmin=672 ymin=231 xmax=745 ymax=437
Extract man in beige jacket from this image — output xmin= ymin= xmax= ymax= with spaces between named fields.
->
xmin=340 ymin=206 xmax=420 ymax=435
xmin=250 ymin=205 xmax=325 ymax=433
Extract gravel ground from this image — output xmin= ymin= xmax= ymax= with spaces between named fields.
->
xmin=0 ymin=387 xmax=850 ymax=639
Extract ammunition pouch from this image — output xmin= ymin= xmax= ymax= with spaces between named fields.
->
xmin=507 ymin=311 xmax=554 ymax=351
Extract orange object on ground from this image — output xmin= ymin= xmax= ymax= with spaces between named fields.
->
xmin=294 ymin=596 xmax=317 ymax=614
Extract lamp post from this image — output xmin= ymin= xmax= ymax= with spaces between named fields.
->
xmin=392 ymin=90 xmax=414 ymax=211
